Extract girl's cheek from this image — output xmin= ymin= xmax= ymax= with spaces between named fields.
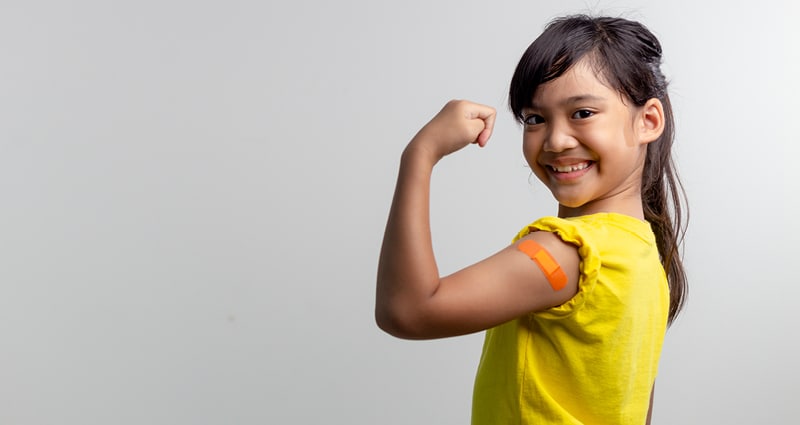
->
xmin=522 ymin=136 xmax=541 ymax=157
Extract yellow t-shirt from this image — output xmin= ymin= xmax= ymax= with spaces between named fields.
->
xmin=472 ymin=213 xmax=669 ymax=424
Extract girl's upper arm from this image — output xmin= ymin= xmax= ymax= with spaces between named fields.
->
xmin=398 ymin=231 xmax=581 ymax=339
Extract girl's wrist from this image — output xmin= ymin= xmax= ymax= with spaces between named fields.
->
xmin=402 ymin=139 xmax=441 ymax=169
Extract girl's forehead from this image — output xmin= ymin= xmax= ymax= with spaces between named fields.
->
xmin=531 ymin=61 xmax=617 ymax=107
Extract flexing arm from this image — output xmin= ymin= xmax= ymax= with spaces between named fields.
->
xmin=375 ymin=100 xmax=580 ymax=339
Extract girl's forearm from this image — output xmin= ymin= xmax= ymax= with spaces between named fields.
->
xmin=375 ymin=100 xmax=495 ymax=338
xmin=375 ymin=143 xmax=441 ymax=336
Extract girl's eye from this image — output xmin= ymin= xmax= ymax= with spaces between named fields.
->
xmin=572 ymin=110 xmax=594 ymax=119
xmin=523 ymin=114 xmax=544 ymax=125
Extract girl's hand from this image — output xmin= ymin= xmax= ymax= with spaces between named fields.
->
xmin=407 ymin=100 xmax=496 ymax=162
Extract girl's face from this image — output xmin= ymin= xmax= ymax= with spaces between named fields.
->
xmin=521 ymin=60 xmax=657 ymax=218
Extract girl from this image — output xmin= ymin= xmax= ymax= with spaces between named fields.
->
xmin=376 ymin=15 xmax=687 ymax=424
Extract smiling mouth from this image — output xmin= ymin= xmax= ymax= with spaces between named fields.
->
xmin=548 ymin=161 xmax=593 ymax=173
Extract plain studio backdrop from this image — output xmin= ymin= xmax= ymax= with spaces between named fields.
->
xmin=1 ymin=0 xmax=798 ymax=423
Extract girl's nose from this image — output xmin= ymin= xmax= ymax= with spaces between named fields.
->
xmin=543 ymin=123 xmax=578 ymax=152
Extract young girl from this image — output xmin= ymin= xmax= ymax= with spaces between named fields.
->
xmin=376 ymin=15 xmax=687 ymax=424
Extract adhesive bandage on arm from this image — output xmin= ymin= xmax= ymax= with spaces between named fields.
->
xmin=516 ymin=240 xmax=569 ymax=291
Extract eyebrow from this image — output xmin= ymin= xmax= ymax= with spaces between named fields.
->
xmin=529 ymin=94 xmax=608 ymax=110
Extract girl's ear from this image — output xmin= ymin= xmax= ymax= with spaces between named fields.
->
xmin=637 ymin=98 xmax=665 ymax=144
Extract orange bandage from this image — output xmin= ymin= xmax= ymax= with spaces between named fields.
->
xmin=516 ymin=240 xmax=568 ymax=291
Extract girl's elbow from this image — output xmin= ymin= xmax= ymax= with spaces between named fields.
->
xmin=375 ymin=308 xmax=405 ymax=337
xmin=375 ymin=302 xmax=429 ymax=339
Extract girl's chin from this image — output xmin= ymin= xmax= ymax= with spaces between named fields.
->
xmin=547 ymin=189 xmax=590 ymax=209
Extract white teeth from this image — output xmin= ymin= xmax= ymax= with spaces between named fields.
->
xmin=551 ymin=162 xmax=590 ymax=173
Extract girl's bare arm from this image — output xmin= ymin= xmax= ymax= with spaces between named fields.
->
xmin=375 ymin=100 xmax=580 ymax=339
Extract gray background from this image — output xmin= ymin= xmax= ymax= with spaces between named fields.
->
xmin=2 ymin=0 xmax=798 ymax=423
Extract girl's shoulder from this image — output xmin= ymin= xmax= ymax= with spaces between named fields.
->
xmin=515 ymin=213 xmax=656 ymax=246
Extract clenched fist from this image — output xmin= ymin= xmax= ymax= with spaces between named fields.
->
xmin=406 ymin=100 xmax=496 ymax=162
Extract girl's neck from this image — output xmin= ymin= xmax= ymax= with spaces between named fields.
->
xmin=557 ymin=195 xmax=646 ymax=220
